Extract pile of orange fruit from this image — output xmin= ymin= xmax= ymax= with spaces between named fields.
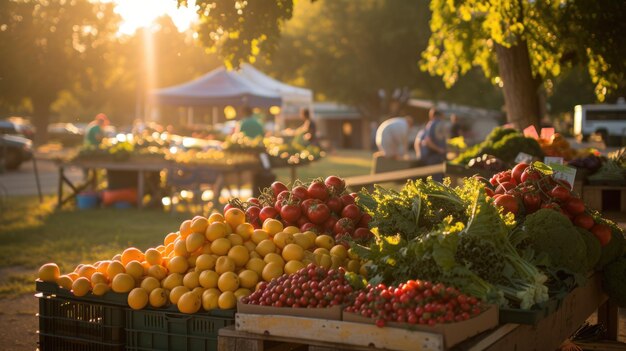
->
xmin=37 ymin=208 xmax=365 ymax=314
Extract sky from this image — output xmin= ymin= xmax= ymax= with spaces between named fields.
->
xmin=110 ymin=0 xmax=198 ymax=35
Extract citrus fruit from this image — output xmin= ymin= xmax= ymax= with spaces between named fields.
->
xmin=92 ymin=283 xmax=109 ymax=296
xmin=186 ymin=232 xmax=205 ymax=253
xmin=167 ymin=256 xmax=189 ymax=274
xmin=140 ymin=277 xmax=161 ymax=293
xmin=284 ymin=260 xmax=305 ymax=275
xmin=72 ymin=277 xmax=91 ymax=297
xmin=164 ymin=232 xmax=178 ymax=246
xmin=56 ymin=275 xmax=73 ymax=290
xmin=218 ymin=291 xmax=236 ymax=309
xmin=174 ymin=239 xmax=189 ymax=257
xmin=215 ymin=256 xmax=235 ymax=275
xmin=202 ymin=290 xmax=219 ymax=310
xmin=251 ymin=229 xmax=269 ymax=244
xmin=77 ymin=265 xmax=97 ymax=279
xmin=243 ymin=241 xmax=257 ymax=252
xmin=161 ymin=273 xmax=183 ymax=290
xmin=330 ymin=245 xmax=348 ymax=260
xmin=245 ymin=258 xmax=266 ymax=276
xmin=147 ymin=265 xmax=168 ymax=280
xmin=205 ymin=222 xmax=228 ymax=241
xmin=234 ymin=288 xmax=251 ymax=300
xmin=176 ymin=291 xmax=202 ymax=314
xmin=226 ymin=233 xmax=244 ymax=246
xmin=255 ymin=239 xmax=276 ymax=257
xmin=128 ymin=288 xmax=149 ymax=310
xmin=112 ymin=273 xmax=135 ymax=293
xmin=96 ymin=261 xmax=111 ymax=275
xmin=210 ymin=238 xmax=231 ymax=256
xmin=235 ymin=223 xmax=254 ymax=240
xmin=283 ymin=226 xmax=300 ymax=235
xmin=198 ymin=270 xmax=219 ymax=289
xmin=273 ymin=232 xmax=294 ymax=249
xmin=90 ymin=272 xmax=108 ymax=286
xmin=313 ymin=248 xmax=330 ymax=256
xmin=293 ymin=233 xmax=313 ymax=249
xmin=282 ymin=243 xmax=304 ymax=261
xmin=179 ymin=220 xmax=192 ymax=238
xmin=227 ymin=245 xmax=250 ymax=267
xmin=261 ymin=262 xmax=283 ymax=282
xmin=238 ymin=270 xmax=259 ymax=289
xmin=144 ymin=248 xmax=163 ymax=266
xmin=190 ymin=216 xmax=208 ymax=233
xmin=149 ymin=288 xmax=168 ymax=308
xmin=347 ymin=259 xmax=360 ymax=273
xmin=125 ymin=261 xmax=145 ymax=280
xmin=225 ymin=208 xmax=245 ymax=230
xmin=217 ymin=271 xmax=239 ymax=292
xmin=263 ymin=252 xmax=285 ymax=266
xmin=121 ymin=247 xmax=145 ymax=266
xmin=314 ymin=235 xmax=334 ymax=250
xmin=262 ymin=219 xmax=283 ymax=236
xmin=208 ymin=213 xmax=224 ymax=224
xmin=169 ymin=286 xmax=190 ymax=304
xmin=183 ymin=271 xmax=200 ymax=289
xmin=195 ymin=254 xmax=217 ymax=271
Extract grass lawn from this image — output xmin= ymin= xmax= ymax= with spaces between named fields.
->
xmin=0 ymin=149 xmax=374 ymax=297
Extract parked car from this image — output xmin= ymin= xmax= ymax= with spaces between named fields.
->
xmin=0 ymin=117 xmax=36 ymax=140
xmin=0 ymin=133 xmax=33 ymax=170
xmin=48 ymin=122 xmax=84 ymax=146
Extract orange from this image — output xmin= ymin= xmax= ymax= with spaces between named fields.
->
xmin=227 ymin=245 xmax=250 ymax=267
xmin=330 ymin=245 xmax=348 ymax=260
xmin=164 ymin=232 xmax=178 ymax=246
xmin=255 ymin=239 xmax=276 ymax=257
xmin=72 ymin=277 xmax=91 ymax=297
xmin=111 ymin=254 xmax=122 ymax=262
xmin=208 ymin=212 xmax=224 ymax=224
xmin=218 ymin=291 xmax=236 ymax=309
xmin=177 ymin=291 xmax=201 ymax=314
xmin=77 ymin=265 xmax=97 ymax=279
xmin=262 ymin=219 xmax=283 ymax=236
xmin=96 ymin=261 xmax=111 ymax=275
xmin=215 ymin=256 xmax=235 ymax=275
xmin=263 ymin=253 xmax=285 ymax=266
xmin=195 ymin=254 xmax=217 ymax=272
xmin=273 ymin=232 xmax=294 ymax=249
xmin=261 ymin=262 xmax=283 ymax=282
xmin=161 ymin=273 xmax=183 ymax=290
xmin=293 ymin=233 xmax=313 ymax=249
xmin=235 ymin=223 xmax=254 ymax=241
xmin=148 ymin=265 xmax=168 ymax=281
xmin=90 ymin=272 xmax=109 ymax=286
xmin=167 ymin=256 xmax=189 ymax=274
xmin=106 ymin=261 xmax=126 ymax=280
xmin=234 ymin=288 xmax=251 ymax=300
xmin=149 ymin=288 xmax=168 ymax=308
xmin=190 ymin=216 xmax=209 ymax=234
xmin=164 ymin=243 xmax=175 ymax=256
xmin=111 ymin=273 xmax=135 ymax=293
xmin=202 ymin=290 xmax=219 ymax=310
xmin=284 ymin=260 xmax=305 ymax=275
xmin=125 ymin=261 xmax=145 ymax=280
xmin=245 ymin=258 xmax=266 ymax=277
xmin=169 ymin=286 xmax=189 ymax=304
xmin=183 ymin=271 xmax=200 ymax=289
xmin=67 ymin=272 xmax=79 ymax=281
xmin=227 ymin=233 xmax=244 ymax=246
xmin=128 ymin=288 xmax=149 ymax=310
xmin=210 ymin=238 xmax=232 ymax=256
xmin=283 ymin=226 xmax=300 ymax=235
xmin=238 ymin=270 xmax=259 ymax=289
xmin=198 ymin=270 xmax=219 ymax=289
xmin=140 ymin=277 xmax=161 ymax=293
xmin=156 ymin=245 xmax=166 ymax=253
xmin=179 ymin=219 xmax=192 ymax=239
xmin=92 ymin=283 xmax=109 ymax=296
xmin=314 ymin=235 xmax=334 ymax=250
xmin=186 ymin=232 xmax=205 ymax=253
xmin=145 ymin=248 xmax=163 ymax=266
xmin=224 ymin=208 xmax=245 ymax=231
xmin=173 ymin=239 xmax=189 ymax=257
xmin=38 ymin=263 xmax=60 ymax=282
xmin=56 ymin=275 xmax=73 ymax=290
xmin=282 ymin=244 xmax=304 ymax=261
xmin=217 ymin=272 xmax=239 ymax=292
xmin=205 ymin=222 xmax=228 ymax=242
xmin=251 ymin=230 xmax=269 ymax=244
xmin=122 ymin=248 xmax=145 ymax=266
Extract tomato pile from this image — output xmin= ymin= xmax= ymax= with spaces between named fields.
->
xmin=487 ymin=162 xmax=612 ymax=246
xmin=242 ymin=264 xmax=354 ymax=308
xmin=227 ymin=176 xmax=374 ymax=245
xmin=344 ymin=280 xmax=484 ymax=328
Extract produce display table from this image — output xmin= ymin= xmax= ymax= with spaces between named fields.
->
xmin=56 ymin=159 xmax=262 ymax=210
xmin=217 ymin=275 xmax=618 ymax=351
xmin=581 ymin=185 xmax=626 ymax=213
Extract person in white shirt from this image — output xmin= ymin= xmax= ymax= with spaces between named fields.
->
xmin=375 ymin=116 xmax=413 ymax=159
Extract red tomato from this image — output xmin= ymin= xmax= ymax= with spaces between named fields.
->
xmin=291 ymin=186 xmax=310 ymax=201
xmin=324 ymin=216 xmax=338 ymax=232
xmin=308 ymin=181 xmax=329 ymax=201
xmin=340 ymin=194 xmax=355 ymax=206
xmin=550 ymin=185 xmax=571 ymax=202
xmin=324 ymin=176 xmax=346 ymax=194
xmin=223 ymin=203 xmax=234 ymax=213
xmin=300 ymin=198 xmax=321 ymax=213
xmin=495 ymin=181 xmax=516 ymax=194
xmin=300 ymin=222 xmax=320 ymax=233
xmin=246 ymin=206 xmax=261 ymax=227
xmin=520 ymin=168 xmax=542 ymax=183
xmin=564 ymin=198 xmax=585 ymax=215
xmin=341 ymin=204 xmax=362 ymax=222
xmin=591 ymin=224 xmax=612 ymax=246
xmin=259 ymin=206 xmax=279 ymax=222
xmin=541 ymin=202 xmax=561 ymax=211
xmin=573 ymin=213 xmax=594 ymax=230
xmin=354 ymin=227 xmax=374 ymax=241
xmin=271 ymin=181 xmax=289 ymax=198
xmin=326 ymin=196 xmax=343 ymax=214
xmin=333 ymin=217 xmax=355 ymax=235
xmin=484 ymin=187 xmax=495 ymax=197
xmin=357 ymin=213 xmax=372 ymax=228
xmin=307 ymin=203 xmax=331 ymax=224
xmin=276 ymin=190 xmax=291 ymax=206
xmin=522 ymin=193 xmax=541 ymax=214
xmin=511 ymin=163 xmax=529 ymax=184
xmin=493 ymin=194 xmax=519 ymax=215
xmin=247 ymin=197 xmax=260 ymax=206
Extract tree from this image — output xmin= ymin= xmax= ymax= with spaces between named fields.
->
xmin=421 ymin=0 xmax=626 ymax=128
xmin=186 ymin=0 xmax=626 ymax=129
xmin=0 ymin=0 xmax=120 ymax=143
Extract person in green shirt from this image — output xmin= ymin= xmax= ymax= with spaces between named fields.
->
xmin=235 ymin=106 xmax=264 ymax=139
xmin=85 ymin=113 xmax=109 ymax=146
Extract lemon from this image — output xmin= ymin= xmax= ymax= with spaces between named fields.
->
xmin=128 ymin=288 xmax=149 ymax=310
xmin=169 ymin=286 xmax=190 ymax=304
xmin=161 ymin=273 xmax=183 ymax=290
xmin=177 ymin=291 xmax=201 ymax=314
xmin=210 ymin=238 xmax=232 ymax=256
xmin=227 ymin=245 xmax=250 ymax=267
xmin=195 ymin=254 xmax=217 ymax=271
xmin=261 ymin=262 xmax=283 ymax=282
xmin=218 ymin=291 xmax=237 ymax=309
xmin=238 ymin=270 xmax=259 ymax=289
xmin=255 ymin=239 xmax=276 ymax=257
xmin=282 ymin=243 xmax=304 ymax=261
xmin=149 ymin=288 xmax=168 ymax=308
xmin=111 ymin=273 xmax=135 ymax=293
xmin=183 ymin=271 xmax=200 ymax=289
xmin=215 ymin=256 xmax=235 ymax=275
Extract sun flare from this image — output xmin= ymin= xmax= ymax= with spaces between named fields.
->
xmin=111 ymin=0 xmax=198 ymax=35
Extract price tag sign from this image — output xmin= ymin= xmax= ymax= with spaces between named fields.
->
xmin=548 ymin=163 xmax=577 ymax=190
xmin=523 ymin=125 xmax=539 ymax=139
xmin=544 ymin=156 xmax=564 ymax=165
xmin=259 ymin=153 xmax=271 ymax=170
xmin=540 ymin=127 xmax=555 ymax=140
xmin=515 ymin=152 xmax=534 ymax=164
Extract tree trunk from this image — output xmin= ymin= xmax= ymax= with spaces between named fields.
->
xmin=495 ymin=41 xmax=541 ymax=130
xmin=32 ymin=98 xmax=52 ymax=145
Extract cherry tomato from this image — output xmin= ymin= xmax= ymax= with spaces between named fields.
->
xmin=522 ymin=193 xmax=541 ymax=214
xmin=333 ymin=217 xmax=355 ymax=235
xmin=259 ymin=206 xmax=279 ymax=222
xmin=340 ymin=194 xmax=355 ymax=206
xmin=573 ymin=213 xmax=594 ymax=230
xmin=324 ymin=216 xmax=338 ymax=231
xmin=271 ymin=181 xmax=289 ymax=198
xmin=324 ymin=176 xmax=346 ymax=194
xmin=291 ymin=186 xmax=310 ymax=201
xmin=246 ymin=206 xmax=261 ymax=227
xmin=341 ymin=204 xmax=362 ymax=222
xmin=493 ymin=194 xmax=519 ymax=215
xmin=326 ymin=196 xmax=343 ymax=214
xmin=357 ymin=212 xmax=372 ymax=228
xmin=591 ymin=223 xmax=612 ymax=246
xmin=550 ymin=185 xmax=571 ymax=202
xmin=300 ymin=222 xmax=320 ymax=233
xmin=300 ymin=198 xmax=321 ymax=213
xmin=521 ymin=168 xmax=542 ymax=183
xmin=354 ymin=227 xmax=374 ymax=241
xmin=307 ymin=203 xmax=331 ymax=224
xmin=308 ymin=181 xmax=329 ymax=201
xmin=564 ymin=198 xmax=585 ymax=215
xmin=495 ymin=181 xmax=516 ymax=194
xmin=247 ymin=197 xmax=260 ymax=206
xmin=511 ymin=163 xmax=529 ymax=184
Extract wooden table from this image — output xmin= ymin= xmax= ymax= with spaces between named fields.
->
xmin=56 ymin=159 xmax=262 ymax=210
xmin=218 ymin=275 xmax=619 ymax=351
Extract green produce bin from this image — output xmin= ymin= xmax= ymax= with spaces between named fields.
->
xmin=36 ymin=292 xmax=126 ymax=351
xmin=125 ymin=308 xmax=235 ymax=351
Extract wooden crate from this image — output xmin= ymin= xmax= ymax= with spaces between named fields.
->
xmin=581 ymin=185 xmax=626 ymax=212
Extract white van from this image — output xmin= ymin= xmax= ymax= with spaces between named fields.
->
xmin=574 ymin=102 xmax=626 ymax=146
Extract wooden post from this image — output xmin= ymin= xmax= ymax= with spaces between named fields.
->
xmin=57 ymin=166 xmax=63 ymax=209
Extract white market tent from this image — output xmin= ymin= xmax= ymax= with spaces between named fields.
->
xmin=150 ymin=65 xmax=313 ymax=127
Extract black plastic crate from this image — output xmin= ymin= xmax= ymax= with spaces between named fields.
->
xmin=125 ymin=309 xmax=235 ymax=351
xmin=37 ymin=292 xmax=126 ymax=351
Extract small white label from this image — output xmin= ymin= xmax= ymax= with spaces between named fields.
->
xmin=515 ymin=152 xmax=534 ymax=164
xmin=259 ymin=153 xmax=271 ymax=170
xmin=549 ymin=164 xmax=577 ymax=190
xmin=544 ymin=156 xmax=564 ymax=165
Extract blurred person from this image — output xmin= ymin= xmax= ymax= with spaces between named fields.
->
xmin=263 ymin=113 xmax=277 ymax=136
xmin=449 ymin=114 xmax=462 ymax=138
xmin=375 ymin=116 xmax=413 ymax=159
xmin=235 ymin=106 xmax=264 ymax=138
xmin=84 ymin=113 xmax=109 ymax=146
xmin=294 ymin=108 xmax=318 ymax=146
xmin=416 ymin=108 xmax=447 ymax=165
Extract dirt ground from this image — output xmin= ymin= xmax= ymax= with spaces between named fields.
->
xmin=0 ymin=293 xmax=624 ymax=351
